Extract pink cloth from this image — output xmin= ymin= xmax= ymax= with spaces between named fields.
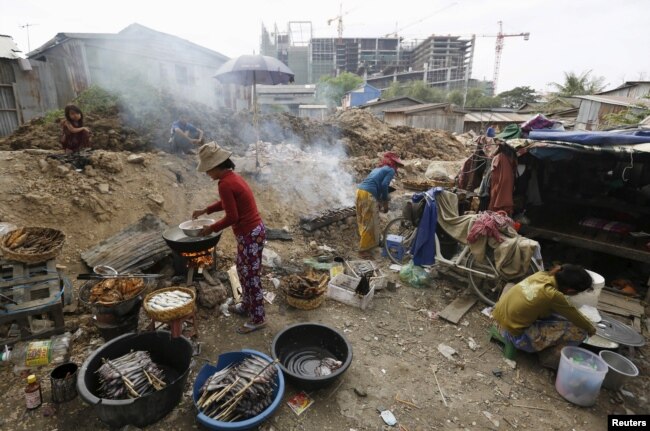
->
xmin=467 ymin=211 xmax=514 ymax=244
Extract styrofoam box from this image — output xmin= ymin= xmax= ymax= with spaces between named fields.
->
xmin=328 ymin=273 xmax=374 ymax=310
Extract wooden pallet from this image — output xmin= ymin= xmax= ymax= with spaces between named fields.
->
xmin=0 ymin=301 xmax=65 ymax=346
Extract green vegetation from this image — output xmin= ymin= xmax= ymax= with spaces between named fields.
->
xmin=72 ymin=85 xmax=119 ymax=115
xmin=549 ymin=70 xmax=607 ymax=96
xmin=316 ymin=72 xmax=363 ymax=107
xmin=497 ymin=86 xmax=539 ymax=109
xmin=603 ymin=96 xmax=650 ymax=127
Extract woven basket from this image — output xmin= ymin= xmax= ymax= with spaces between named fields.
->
xmin=286 ymin=293 xmax=326 ymax=310
xmin=0 ymin=227 xmax=65 ymax=263
xmin=143 ymin=287 xmax=196 ymax=322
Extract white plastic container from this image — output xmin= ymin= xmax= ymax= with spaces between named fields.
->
xmin=327 ymin=274 xmax=374 ymax=310
xmin=555 ymin=346 xmax=608 ymax=406
xmin=568 ymin=269 xmax=605 ymax=309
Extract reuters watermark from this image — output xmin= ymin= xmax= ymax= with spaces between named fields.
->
xmin=608 ymin=415 xmax=649 ymax=430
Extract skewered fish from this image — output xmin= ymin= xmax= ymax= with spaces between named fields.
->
xmin=96 ymin=350 xmax=166 ymax=399
xmin=89 ymin=277 xmax=145 ymax=304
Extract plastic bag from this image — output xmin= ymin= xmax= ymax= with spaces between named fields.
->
xmin=399 ymin=260 xmax=433 ymax=288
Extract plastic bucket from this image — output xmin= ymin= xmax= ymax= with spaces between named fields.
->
xmin=599 ymin=351 xmax=639 ymax=390
xmin=555 ymin=346 xmax=608 ymax=406
xmin=50 ymin=362 xmax=79 ymax=403
xmin=568 ymin=270 xmax=604 ymax=308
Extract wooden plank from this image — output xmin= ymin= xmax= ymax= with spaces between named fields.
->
xmin=227 ymin=265 xmax=242 ymax=303
xmin=633 ymin=317 xmax=642 ymax=333
xmin=438 ymin=296 xmax=477 ymax=324
xmin=598 ymin=290 xmax=644 ymax=316
xmin=597 ymin=303 xmax=638 ymax=319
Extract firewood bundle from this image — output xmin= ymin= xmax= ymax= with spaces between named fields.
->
xmin=281 ymin=271 xmax=328 ymax=300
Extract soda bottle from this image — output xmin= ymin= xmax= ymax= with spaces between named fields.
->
xmin=1 ymin=332 xmax=71 ymax=374
xmin=25 ymin=374 xmax=42 ymax=409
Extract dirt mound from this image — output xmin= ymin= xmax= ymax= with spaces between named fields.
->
xmin=331 ymin=109 xmax=469 ymax=160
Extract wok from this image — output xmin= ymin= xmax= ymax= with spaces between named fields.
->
xmin=162 ymin=226 xmax=222 ymax=254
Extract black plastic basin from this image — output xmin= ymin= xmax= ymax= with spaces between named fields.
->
xmin=77 ymin=331 xmax=192 ymax=428
xmin=271 ymin=322 xmax=352 ymax=390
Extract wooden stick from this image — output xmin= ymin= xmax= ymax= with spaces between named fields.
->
xmin=405 ymin=309 xmax=412 ymax=332
xmin=395 ymin=394 xmax=420 ymax=409
xmin=430 ymin=365 xmax=448 ymax=407
xmin=510 ymin=403 xmax=550 ymax=411
xmin=227 ymin=265 xmax=242 ymax=303
xmin=503 ymin=417 xmax=518 ymax=429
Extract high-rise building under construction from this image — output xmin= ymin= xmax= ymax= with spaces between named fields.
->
xmin=260 ymin=22 xmax=475 ymax=91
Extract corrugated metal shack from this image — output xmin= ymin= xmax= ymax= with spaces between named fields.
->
xmin=0 ymin=35 xmax=26 ymax=137
xmin=574 ymin=95 xmax=650 ymax=130
xmin=383 ymin=103 xmax=466 ymax=133
xmin=256 ymin=84 xmax=316 ymax=114
xmin=358 ymin=96 xmax=423 ymax=120
xmin=463 ymin=111 xmax=530 ymax=134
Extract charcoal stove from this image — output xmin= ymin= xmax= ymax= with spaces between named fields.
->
xmin=162 ymin=227 xmax=222 ymax=285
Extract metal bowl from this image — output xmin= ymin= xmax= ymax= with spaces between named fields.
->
xmin=178 ymin=219 xmax=215 ymax=237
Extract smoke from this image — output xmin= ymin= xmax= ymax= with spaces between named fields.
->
xmin=238 ymin=139 xmax=355 ymax=210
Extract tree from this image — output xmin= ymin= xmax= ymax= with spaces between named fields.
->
xmin=316 ymin=72 xmax=363 ymax=107
xmin=381 ymin=80 xmax=447 ymax=103
xmin=449 ymin=88 xmax=501 ymax=108
xmin=498 ymin=86 xmax=539 ymax=108
xmin=549 ymin=70 xmax=607 ymax=96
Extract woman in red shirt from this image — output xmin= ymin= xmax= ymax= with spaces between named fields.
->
xmin=192 ymin=143 xmax=267 ymax=334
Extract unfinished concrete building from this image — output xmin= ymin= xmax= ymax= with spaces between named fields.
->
xmin=261 ymin=23 xmax=474 ymax=91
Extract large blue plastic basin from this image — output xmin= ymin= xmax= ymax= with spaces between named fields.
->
xmin=193 ymin=349 xmax=285 ymax=431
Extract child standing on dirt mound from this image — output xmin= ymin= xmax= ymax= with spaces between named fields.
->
xmin=192 ymin=142 xmax=267 ymax=334
xmin=356 ymin=151 xmax=404 ymax=258
xmin=60 ymin=105 xmax=91 ymax=153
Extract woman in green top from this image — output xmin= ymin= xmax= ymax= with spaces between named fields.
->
xmin=493 ymin=264 xmax=596 ymax=355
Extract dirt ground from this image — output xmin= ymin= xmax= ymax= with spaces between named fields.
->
xmin=0 ymin=104 xmax=648 ymax=431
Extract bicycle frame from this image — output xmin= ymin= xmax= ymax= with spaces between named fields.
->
xmin=433 ymin=233 xmax=498 ymax=280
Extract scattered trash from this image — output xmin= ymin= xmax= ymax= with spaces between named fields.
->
xmin=468 ymin=337 xmax=479 ymax=351
xmin=492 ymin=369 xmax=503 ymax=378
xmin=270 ymin=278 xmax=281 ymax=289
xmin=263 ymin=291 xmax=276 ymax=304
xmin=503 ymin=358 xmax=517 ymax=369
xmin=317 ymin=244 xmax=335 ymax=253
xmin=437 ymin=343 xmax=457 ymax=361
xmin=287 ymin=391 xmax=314 ymax=416
xmin=219 ymin=298 xmax=233 ymax=317
xmin=483 ymin=411 xmax=500 ymax=428
xmin=379 ymin=409 xmax=397 ymax=426
xmin=262 ymin=248 xmax=282 ymax=268
xmin=389 ymin=264 xmax=402 ymax=272
xmin=399 ymin=261 xmax=433 ymax=288
xmin=481 ymin=306 xmax=493 ymax=317
xmin=72 ymin=328 xmax=84 ymax=341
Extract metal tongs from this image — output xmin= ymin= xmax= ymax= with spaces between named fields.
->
xmin=76 ymin=265 xmax=164 ymax=280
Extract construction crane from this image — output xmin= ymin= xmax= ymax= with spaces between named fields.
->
xmin=481 ymin=21 xmax=530 ymax=93
xmin=328 ymin=3 xmax=357 ymax=42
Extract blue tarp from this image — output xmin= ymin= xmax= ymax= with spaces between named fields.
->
xmin=528 ymin=130 xmax=650 ymax=146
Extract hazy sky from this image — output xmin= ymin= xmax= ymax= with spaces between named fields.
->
xmin=2 ymin=0 xmax=648 ymax=94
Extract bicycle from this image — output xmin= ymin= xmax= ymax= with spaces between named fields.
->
xmin=383 ymin=202 xmax=542 ymax=306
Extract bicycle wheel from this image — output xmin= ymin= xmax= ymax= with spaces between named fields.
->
xmin=382 ymin=217 xmax=416 ymax=265
xmin=467 ymin=251 xmax=540 ymax=306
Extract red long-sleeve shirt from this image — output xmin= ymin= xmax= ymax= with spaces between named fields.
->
xmin=206 ymin=171 xmax=262 ymax=236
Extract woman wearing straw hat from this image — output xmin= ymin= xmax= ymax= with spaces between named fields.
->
xmin=192 ymin=142 xmax=267 ymax=334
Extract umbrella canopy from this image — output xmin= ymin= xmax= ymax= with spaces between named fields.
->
xmin=214 ymin=54 xmax=294 ymax=86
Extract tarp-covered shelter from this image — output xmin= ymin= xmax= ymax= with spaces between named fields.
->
xmin=506 ymin=129 xmax=650 ymax=298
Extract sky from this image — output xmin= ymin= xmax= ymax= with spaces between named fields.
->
xmin=1 ymin=0 xmax=648 ymax=94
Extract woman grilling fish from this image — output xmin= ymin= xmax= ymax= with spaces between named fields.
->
xmin=192 ymin=142 xmax=267 ymax=334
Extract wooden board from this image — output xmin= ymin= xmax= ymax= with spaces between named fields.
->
xmin=598 ymin=290 xmax=644 ymax=317
xmin=438 ymin=296 xmax=477 ymax=324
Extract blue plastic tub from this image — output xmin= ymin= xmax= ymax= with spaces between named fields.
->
xmin=193 ymin=349 xmax=285 ymax=431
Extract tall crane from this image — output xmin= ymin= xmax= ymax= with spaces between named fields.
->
xmin=482 ymin=21 xmax=529 ymax=93
xmin=328 ymin=4 xmax=348 ymax=42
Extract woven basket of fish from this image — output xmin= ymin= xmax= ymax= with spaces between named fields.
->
xmin=144 ymin=287 xmax=196 ymax=322
xmin=281 ymin=272 xmax=328 ymax=310
xmin=0 ymin=226 xmax=66 ymax=263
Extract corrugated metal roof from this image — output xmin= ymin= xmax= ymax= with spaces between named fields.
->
xmin=358 ymin=96 xmax=424 ymax=108
xmin=575 ymin=95 xmax=650 ymax=108
xmin=464 ymin=112 xmax=531 ymax=123
xmin=0 ymin=35 xmax=23 ymax=60
xmin=384 ymin=102 xmax=467 ymax=114
xmin=257 ymin=84 xmax=316 ymax=94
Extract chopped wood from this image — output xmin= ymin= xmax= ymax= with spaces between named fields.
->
xmin=227 ymin=265 xmax=242 ymax=303
xmin=438 ymin=296 xmax=477 ymax=324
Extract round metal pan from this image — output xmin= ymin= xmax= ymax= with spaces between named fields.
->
xmin=162 ymin=226 xmax=222 ymax=254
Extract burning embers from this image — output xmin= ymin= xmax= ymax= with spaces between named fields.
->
xmin=180 ymin=247 xmax=215 ymax=284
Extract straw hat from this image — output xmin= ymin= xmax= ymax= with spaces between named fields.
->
xmin=197 ymin=142 xmax=232 ymax=172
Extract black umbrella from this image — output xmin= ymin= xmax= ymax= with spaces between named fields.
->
xmin=214 ymin=55 xmax=295 ymax=167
